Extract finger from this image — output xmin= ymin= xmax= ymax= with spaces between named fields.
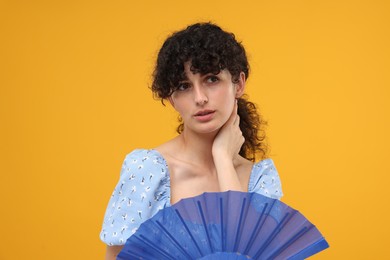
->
xmin=234 ymin=99 xmax=239 ymax=124
xmin=234 ymin=114 xmax=240 ymax=125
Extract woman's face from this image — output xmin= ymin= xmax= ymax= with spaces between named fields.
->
xmin=169 ymin=62 xmax=245 ymax=135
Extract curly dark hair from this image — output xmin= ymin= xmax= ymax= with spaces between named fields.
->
xmin=151 ymin=22 xmax=268 ymax=161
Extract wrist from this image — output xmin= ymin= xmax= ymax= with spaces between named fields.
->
xmin=213 ymin=155 xmax=235 ymax=176
xmin=212 ymin=148 xmax=232 ymax=160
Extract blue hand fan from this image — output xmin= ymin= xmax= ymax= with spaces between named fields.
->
xmin=118 ymin=191 xmax=329 ymax=259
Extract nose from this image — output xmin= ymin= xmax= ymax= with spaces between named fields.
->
xmin=193 ymin=85 xmax=208 ymax=105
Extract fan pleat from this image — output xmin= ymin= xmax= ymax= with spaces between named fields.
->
xmin=242 ymin=201 xmax=269 ymax=255
xmin=219 ymin=197 xmax=225 ymax=252
xmin=253 ymin=206 xmax=294 ymax=258
xmin=138 ymin=233 xmax=176 ymax=259
xmin=155 ymin=220 xmax=193 ymax=259
xmin=268 ymin=223 xmax=314 ymax=259
xmin=118 ymin=232 xmax=176 ymax=260
xmin=175 ymin=208 xmax=204 ymax=257
xmin=233 ymin=197 xmax=247 ymax=252
xmin=246 ymin=199 xmax=278 ymax=256
xmin=287 ymin=238 xmax=329 ymax=260
xmin=117 ymin=191 xmax=329 ymax=260
xmin=197 ymin=200 xmax=214 ymax=254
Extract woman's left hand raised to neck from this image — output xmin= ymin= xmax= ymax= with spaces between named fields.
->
xmin=212 ymin=100 xmax=246 ymax=192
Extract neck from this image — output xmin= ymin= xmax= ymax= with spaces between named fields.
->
xmin=175 ymin=127 xmax=218 ymax=169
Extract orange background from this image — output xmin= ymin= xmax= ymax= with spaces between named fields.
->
xmin=1 ymin=0 xmax=389 ymax=259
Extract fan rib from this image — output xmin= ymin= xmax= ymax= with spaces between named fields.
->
xmin=253 ymin=210 xmax=298 ymax=259
xmin=219 ymin=197 xmax=225 ymax=251
xmin=118 ymin=191 xmax=329 ymax=260
xmin=242 ymin=202 xmax=269 ymax=255
xmin=117 ymin=249 xmax=144 ymax=260
xmin=137 ymin=234 xmax=176 ymax=260
xmin=175 ymin=208 xmax=204 ymax=256
xmin=287 ymin=237 xmax=329 ymax=260
xmin=197 ymin=200 xmax=214 ymax=253
xmin=155 ymin=220 xmax=194 ymax=260
xmin=233 ymin=197 xmax=248 ymax=252
xmin=245 ymin=199 xmax=278 ymax=256
xmin=117 ymin=252 xmax=142 ymax=260
xmin=267 ymin=224 xmax=314 ymax=259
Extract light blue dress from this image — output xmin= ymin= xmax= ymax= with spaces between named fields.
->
xmin=100 ymin=149 xmax=283 ymax=246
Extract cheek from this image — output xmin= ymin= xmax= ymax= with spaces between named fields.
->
xmin=220 ymin=91 xmax=236 ymax=109
xmin=218 ymin=97 xmax=236 ymax=123
xmin=171 ymin=100 xmax=189 ymax=118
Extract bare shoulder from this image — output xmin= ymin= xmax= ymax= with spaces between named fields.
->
xmin=235 ymin=156 xmax=254 ymax=172
xmin=235 ymin=156 xmax=254 ymax=190
xmin=154 ymin=137 xmax=180 ymax=157
xmin=153 ymin=137 xmax=186 ymax=177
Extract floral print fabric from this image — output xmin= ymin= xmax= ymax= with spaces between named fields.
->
xmin=100 ymin=149 xmax=283 ymax=246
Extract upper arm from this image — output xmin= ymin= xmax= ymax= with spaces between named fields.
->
xmin=99 ymin=149 xmax=171 ymax=246
xmin=249 ymin=159 xmax=283 ymax=199
xmin=105 ymin=245 xmax=123 ymax=260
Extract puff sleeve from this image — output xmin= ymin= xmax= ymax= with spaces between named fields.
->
xmin=99 ymin=149 xmax=171 ymax=246
xmin=248 ymin=158 xmax=283 ymax=199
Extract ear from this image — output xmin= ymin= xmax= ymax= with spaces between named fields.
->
xmin=234 ymin=72 xmax=246 ymax=98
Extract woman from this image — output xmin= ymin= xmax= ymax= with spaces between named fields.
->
xmin=100 ymin=22 xmax=283 ymax=259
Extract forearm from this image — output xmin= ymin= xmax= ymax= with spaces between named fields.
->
xmin=214 ymin=155 xmax=243 ymax=192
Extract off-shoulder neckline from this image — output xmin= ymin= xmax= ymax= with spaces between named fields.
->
xmin=143 ymin=148 xmax=274 ymax=205
xmin=147 ymin=148 xmax=273 ymax=171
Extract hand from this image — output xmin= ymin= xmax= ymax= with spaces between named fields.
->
xmin=212 ymin=100 xmax=245 ymax=161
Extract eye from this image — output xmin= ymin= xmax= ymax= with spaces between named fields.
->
xmin=177 ymin=82 xmax=191 ymax=91
xmin=206 ymin=75 xmax=219 ymax=83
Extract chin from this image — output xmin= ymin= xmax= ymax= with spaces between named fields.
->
xmin=190 ymin=123 xmax=223 ymax=135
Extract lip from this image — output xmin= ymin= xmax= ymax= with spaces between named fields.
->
xmin=194 ymin=109 xmax=215 ymax=116
xmin=193 ymin=109 xmax=215 ymax=122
